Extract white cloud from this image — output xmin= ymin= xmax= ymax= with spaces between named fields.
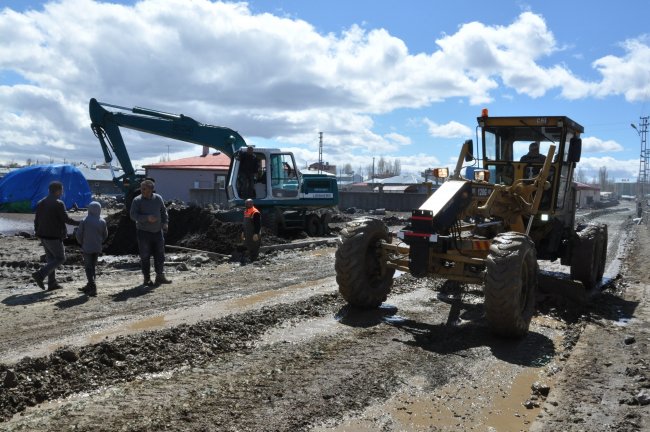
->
xmin=0 ymin=1 xmax=647 ymax=170
xmin=581 ymin=136 xmax=624 ymax=153
xmin=591 ymin=37 xmax=650 ymax=102
xmin=576 ymin=156 xmax=640 ymax=180
xmin=384 ymin=132 xmax=411 ymax=146
xmin=423 ymin=119 xmax=472 ymax=138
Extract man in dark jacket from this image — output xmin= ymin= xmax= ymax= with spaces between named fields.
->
xmin=237 ymin=146 xmax=260 ymax=199
xmin=130 ymin=179 xmax=172 ymax=287
xmin=32 ymin=181 xmax=80 ymax=291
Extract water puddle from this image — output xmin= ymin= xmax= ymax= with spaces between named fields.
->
xmin=480 ymin=368 xmax=542 ymax=429
xmin=318 ymin=367 xmax=543 ymax=432
xmin=613 ymin=317 xmax=634 ymax=327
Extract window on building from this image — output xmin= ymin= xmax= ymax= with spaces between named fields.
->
xmin=215 ymin=175 xmax=226 ymax=190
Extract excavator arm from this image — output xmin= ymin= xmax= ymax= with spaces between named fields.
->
xmin=88 ymin=98 xmax=248 ymax=199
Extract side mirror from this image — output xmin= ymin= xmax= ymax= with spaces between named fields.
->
xmin=568 ymin=137 xmax=582 ymax=163
xmin=464 ymin=139 xmax=474 ymax=162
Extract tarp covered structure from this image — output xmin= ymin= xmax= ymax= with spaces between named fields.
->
xmin=0 ymin=164 xmax=92 ymax=213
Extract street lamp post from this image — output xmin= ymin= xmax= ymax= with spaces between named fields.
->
xmin=632 ymin=123 xmax=644 ymax=199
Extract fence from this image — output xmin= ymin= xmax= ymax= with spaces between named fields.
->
xmin=337 ymin=191 xmax=430 ymax=212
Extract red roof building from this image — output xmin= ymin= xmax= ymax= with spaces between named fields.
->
xmin=144 ymin=150 xmax=231 ymax=205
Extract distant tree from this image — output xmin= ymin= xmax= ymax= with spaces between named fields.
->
xmin=26 ymin=158 xmax=32 ymax=166
xmin=343 ymin=163 xmax=353 ymax=175
xmin=598 ymin=166 xmax=609 ymax=191
xmin=393 ymin=159 xmax=401 ymax=176
xmin=575 ymin=167 xmax=586 ymax=183
xmin=377 ymin=157 xmax=386 ymax=176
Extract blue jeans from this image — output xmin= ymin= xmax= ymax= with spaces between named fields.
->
xmin=83 ymin=253 xmax=99 ymax=284
xmin=37 ymin=238 xmax=66 ymax=285
xmin=136 ymin=230 xmax=165 ymax=277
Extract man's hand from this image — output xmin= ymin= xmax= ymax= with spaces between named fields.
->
xmin=241 ymin=232 xmax=245 ymax=241
xmin=253 ymin=234 xmax=259 ymax=242
xmin=147 ymin=215 xmax=158 ymax=223
xmin=163 ymin=223 xmax=168 ymax=233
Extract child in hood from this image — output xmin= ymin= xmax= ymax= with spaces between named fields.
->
xmin=75 ymin=201 xmax=108 ymax=296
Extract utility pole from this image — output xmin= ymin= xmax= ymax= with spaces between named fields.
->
xmin=632 ymin=116 xmax=649 ymax=199
xmin=318 ymin=132 xmax=323 ymax=174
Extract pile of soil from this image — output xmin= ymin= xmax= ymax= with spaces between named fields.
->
xmin=104 ymin=205 xmax=290 ymax=256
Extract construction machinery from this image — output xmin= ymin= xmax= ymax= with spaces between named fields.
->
xmin=89 ymin=98 xmax=338 ymax=235
xmin=335 ymin=110 xmax=607 ymax=337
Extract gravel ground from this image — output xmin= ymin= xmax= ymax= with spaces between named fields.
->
xmin=0 ymin=204 xmax=648 ymax=431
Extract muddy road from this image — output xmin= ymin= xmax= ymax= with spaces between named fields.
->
xmin=0 ymin=204 xmax=648 ymax=431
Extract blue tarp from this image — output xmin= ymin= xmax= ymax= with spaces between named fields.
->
xmin=0 ymin=164 xmax=92 ymax=213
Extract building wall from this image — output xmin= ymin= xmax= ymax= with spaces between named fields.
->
xmin=87 ymin=180 xmax=121 ymax=196
xmin=146 ymin=168 xmax=228 ymax=204
xmin=576 ymin=189 xmax=600 ymax=208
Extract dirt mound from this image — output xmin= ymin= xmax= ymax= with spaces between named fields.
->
xmin=104 ymin=205 xmax=290 ymax=256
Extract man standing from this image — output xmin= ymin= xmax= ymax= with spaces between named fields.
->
xmin=129 ymin=180 xmax=172 ymax=287
xmin=241 ymin=198 xmax=261 ymax=264
xmin=237 ymin=146 xmax=260 ymax=199
xmin=32 ymin=181 xmax=80 ymax=291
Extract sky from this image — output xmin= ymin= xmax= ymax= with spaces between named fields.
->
xmin=1 ymin=0 xmax=649 ymax=181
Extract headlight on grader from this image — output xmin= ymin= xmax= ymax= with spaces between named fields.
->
xmin=473 ymin=169 xmax=490 ymax=182
xmin=432 ymin=168 xmax=449 ymax=179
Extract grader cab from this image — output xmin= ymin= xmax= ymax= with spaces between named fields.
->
xmin=335 ymin=111 xmax=607 ymax=337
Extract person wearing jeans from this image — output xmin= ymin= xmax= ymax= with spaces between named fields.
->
xmin=32 ymin=181 xmax=80 ymax=291
xmin=129 ymin=179 xmax=172 ymax=287
xmin=75 ymin=201 xmax=108 ymax=296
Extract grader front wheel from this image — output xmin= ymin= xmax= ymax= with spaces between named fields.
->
xmin=335 ymin=218 xmax=395 ymax=308
xmin=484 ymin=232 xmax=538 ymax=338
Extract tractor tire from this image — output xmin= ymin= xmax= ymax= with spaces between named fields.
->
xmin=596 ymin=224 xmax=608 ymax=280
xmin=335 ymin=218 xmax=394 ymax=308
xmin=570 ymin=224 xmax=604 ymax=290
xmin=484 ymin=232 xmax=538 ymax=338
xmin=305 ymin=213 xmax=322 ymax=237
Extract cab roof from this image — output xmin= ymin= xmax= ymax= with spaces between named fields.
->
xmin=477 ymin=115 xmax=584 ymax=133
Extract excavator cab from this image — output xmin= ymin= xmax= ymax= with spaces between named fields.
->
xmin=228 ymin=149 xmax=301 ymax=201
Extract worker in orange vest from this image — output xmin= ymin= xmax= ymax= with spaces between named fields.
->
xmin=241 ymin=198 xmax=261 ymax=263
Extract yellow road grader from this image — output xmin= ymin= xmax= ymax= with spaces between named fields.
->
xmin=335 ymin=111 xmax=607 ymax=337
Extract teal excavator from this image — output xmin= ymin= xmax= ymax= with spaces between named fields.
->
xmin=89 ymin=98 xmax=338 ymax=235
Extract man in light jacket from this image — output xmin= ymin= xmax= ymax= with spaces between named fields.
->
xmin=129 ymin=179 xmax=172 ymax=287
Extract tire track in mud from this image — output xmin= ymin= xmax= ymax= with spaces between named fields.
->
xmin=0 ymin=293 xmax=343 ymax=422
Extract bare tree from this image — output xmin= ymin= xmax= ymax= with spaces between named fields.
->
xmin=575 ymin=167 xmax=586 ymax=183
xmin=598 ymin=166 xmax=609 ymax=191
xmin=393 ymin=159 xmax=401 ymax=175
xmin=377 ymin=157 xmax=386 ymax=176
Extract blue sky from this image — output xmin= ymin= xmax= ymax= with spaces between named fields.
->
xmin=1 ymin=0 xmax=649 ymax=181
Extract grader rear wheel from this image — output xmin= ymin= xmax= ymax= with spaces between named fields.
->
xmin=596 ymin=225 xmax=608 ymax=280
xmin=570 ymin=224 xmax=605 ymax=290
xmin=335 ymin=218 xmax=394 ymax=308
xmin=484 ymin=232 xmax=538 ymax=338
